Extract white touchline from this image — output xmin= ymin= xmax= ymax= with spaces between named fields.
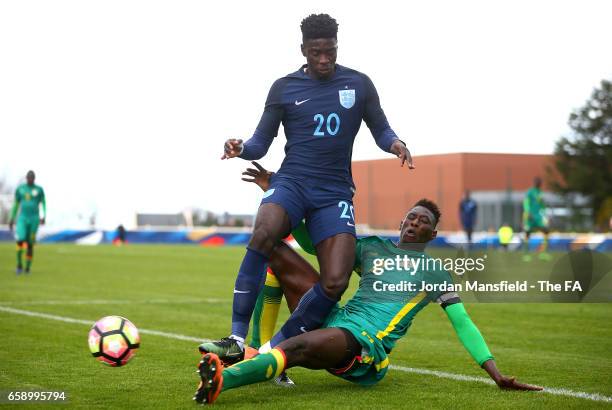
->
xmin=389 ymin=366 xmax=612 ymax=403
xmin=1 ymin=305 xmax=610 ymax=404
xmin=0 ymin=305 xmax=209 ymax=343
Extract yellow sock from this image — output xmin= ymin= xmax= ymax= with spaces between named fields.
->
xmin=250 ymin=269 xmax=282 ymax=348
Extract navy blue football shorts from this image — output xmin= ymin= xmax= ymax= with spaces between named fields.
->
xmin=260 ymin=174 xmax=356 ymax=246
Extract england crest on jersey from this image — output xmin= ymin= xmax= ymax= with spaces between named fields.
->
xmin=339 ymin=89 xmax=355 ymax=109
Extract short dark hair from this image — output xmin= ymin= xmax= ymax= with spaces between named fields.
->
xmin=414 ymin=198 xmax=441 ymax=226
xmin=300 ymin=14 xmax=338 ymax=41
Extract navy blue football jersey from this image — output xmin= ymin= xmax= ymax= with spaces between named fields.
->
xmin=239 ymin=64 xmax=399 ymax=188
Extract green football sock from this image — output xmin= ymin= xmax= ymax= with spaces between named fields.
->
xmin=25 ymin=256 xmax=32 ymax=271
xmin=221 ymin=348 xmax=286 ymax=391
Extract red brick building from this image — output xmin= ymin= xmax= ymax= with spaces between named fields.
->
xmin=352 ymin=153 xmax=557 ymax=231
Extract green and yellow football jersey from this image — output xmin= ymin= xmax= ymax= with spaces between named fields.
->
xmin=13 ymin=184 xmax=46 ymax=220
xmin=344 ymin=236 xmax=454 ymax=352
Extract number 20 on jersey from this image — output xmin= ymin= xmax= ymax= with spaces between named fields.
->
xmin=313 ymin=113 xmax=340 ymax=136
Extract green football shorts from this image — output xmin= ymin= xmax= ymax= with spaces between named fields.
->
xmin=323 ymin=306 xmax=390 ymax=386
xmin=524 ymin=214 xmax=548 ymax=232
xmin=15 ymin=217 xmax=39 ymax=243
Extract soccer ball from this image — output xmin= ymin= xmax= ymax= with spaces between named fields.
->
xmin=88 ymin=316 xmax=140 ymax=366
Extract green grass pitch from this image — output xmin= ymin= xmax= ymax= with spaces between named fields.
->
xmin=0 ymin=243 xmax=610 ymax=408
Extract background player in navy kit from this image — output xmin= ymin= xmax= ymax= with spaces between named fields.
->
xmin=459 ymin=190 xmax=477 ymax=247
xmin=201 ymin=14 xmax=414 ymax=359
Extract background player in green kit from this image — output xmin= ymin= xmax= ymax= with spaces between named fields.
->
xmin=8 ymin=170 xmax=46 ymax=274
xmin=194 ymin=164 xmax=541 ymax=404
xmin=522 ymin=176 xmax=550 ymax=262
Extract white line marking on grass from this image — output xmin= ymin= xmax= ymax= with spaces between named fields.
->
xmin=390 ymin=365 xmax=496 ymax=385
xmin=1 ymin=306 xmax=610 ymax=403
xmin=0 ymin=306 xmax=209 ymax=343
xmin=390 ymin=366 xmax=612 ymax=402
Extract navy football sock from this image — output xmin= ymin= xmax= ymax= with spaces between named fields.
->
xmin=231 ymin=248 xmax=269 ymax=340
xmin=270 ymin=283 xmax=337 ymax=347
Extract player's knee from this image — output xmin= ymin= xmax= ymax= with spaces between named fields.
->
xmin=248 ymin=226 xmax=276 ymax=255
xmin=279 ymin=336 xmax=315 ymax=367
xmin=320 ymin=276 xmax=349 ymax=299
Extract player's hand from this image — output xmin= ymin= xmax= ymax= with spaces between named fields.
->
xmin=241 ymin=161 xmax=273 ymax=192
xmin=8 ymin=221 xmax=14 ymax=232
xmin=390 ymin=140 xmax=414 ymax=169
xmin=482 ymin=359 xmax=542 ymax=391
xmin=221 ymin=139 xmax=244 ymax=160
xmin=40 ymin=218 xmax=45 ymax=225
xmin=496 ymin=375 xmax=543 ymax=391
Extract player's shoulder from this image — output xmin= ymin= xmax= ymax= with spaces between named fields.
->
xmin=276 ymin=66 xmax=308 ymax=83
xmin=267 ymin=77 xmax=290 ymax=93
xmin=266 ymin=67 xmax=308 ymax=93
xmin=280 ymin=64 xmax=366 ymax=78
xmin=274 ymin=64 xmax=371 ymax=85
xmin=335 ymin=64 xmax=371 ymax=83
xmin=16 ymin=183 xmax=28 ymax=193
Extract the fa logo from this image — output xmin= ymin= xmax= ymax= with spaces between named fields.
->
xmin=339 ymin=89 xmax=355 ymax=109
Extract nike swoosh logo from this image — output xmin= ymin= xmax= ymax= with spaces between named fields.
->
xmin=233 ymin=289 xmax=250 ymax=294
xmin=347 ymin=222 xmax=355 ymax=227
xmin=295 ymin=99 xmax=311 ymax=105
xmin=299 ymin=326 xmax=308 ymax=333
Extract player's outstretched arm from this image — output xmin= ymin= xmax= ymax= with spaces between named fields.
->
xmin=443 ymin=301 xmax=542 ymax=391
